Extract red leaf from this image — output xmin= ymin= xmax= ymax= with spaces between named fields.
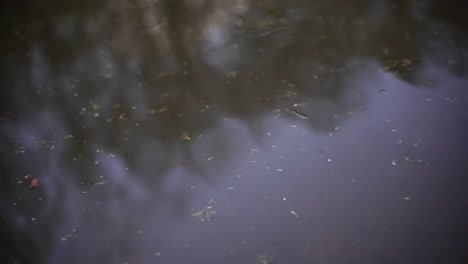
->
xmin=30 ymin=178 xmax=38 ymax=189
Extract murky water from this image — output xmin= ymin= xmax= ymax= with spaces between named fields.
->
xmin=1 ymin=1 xmax=468 ymax=263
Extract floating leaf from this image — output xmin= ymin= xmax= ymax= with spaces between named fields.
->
xmin=30 ymin=177 xmax=38 ymax=189
xmin=226 ymin=71 xmax=239 ymax=79
xmin=284 ymin=90 xmax=297 ymax=98
xmin=181 ymin=132 xmax=191 ymax=141
xmin=157 ymin=106 xmax=168 ymax=113
xmin=91 ymin=102 xmax=101 ymax=110
xmin=117 ymin=113 xmax=127 ymax=121
xmin=64 ymin=135 xmax=75 ymax=139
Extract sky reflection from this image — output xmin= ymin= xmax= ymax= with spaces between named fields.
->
xmin=1 ymin=0 xmax=467 ymax=263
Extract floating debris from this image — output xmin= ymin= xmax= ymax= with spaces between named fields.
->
xmin=29 ymin=177 xmax=38 ymax=189
xmin=90 ymin=180 xmax=105 ymax=186
xmin=383 ymin=58 xmax=416 ymax=75
xmin=60 ymin=228 xmax=79 ymax=244
xmin=402 ymin=155 xmax=428 ymax=165
xmin=288 ymin=109 xmax=309 ymax=119
xmin=226 ymin=71 xmax=239 ymax=79
xmin=38 ymin=139 xmax=56 ymax=150
xmin=181 ymin=132 xmax=191 ymax=141
xmin=292 ymin=102 xmax=307 ymax=108
xmin=250 ymin=148 xmax=260 ymax=155
xmin=192 ymin=199 xmax=216 ymax=222
xmin=290 ymin=210 xmax=299 ymax=218
xmin=284 ymin=89 xmax=298 ymax=98
xmin=396 ymin=138 xmax=422 ymax=149
xmin=392 ymin=156 xmax=428 ymax=166
xmin=378 ymin=88 xmax=388 ymax=93
xmin=257 ymin=253 xmax=275 ymax=264
xmin=91 ymin=102 xmax=101 ymax=110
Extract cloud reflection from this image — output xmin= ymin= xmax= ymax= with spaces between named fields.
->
xmin=0 ymin=0 xmax=466 ymax=263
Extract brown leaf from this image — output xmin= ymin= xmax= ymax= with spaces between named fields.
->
xmin=30 ymin=177 xmax=38 ymax=189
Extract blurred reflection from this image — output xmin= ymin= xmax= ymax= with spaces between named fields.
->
xmin=0 ymin=0 xmax=467 ymax=263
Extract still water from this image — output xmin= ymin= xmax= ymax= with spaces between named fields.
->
xmin=1 ymin=1 xmax=467 ymax=263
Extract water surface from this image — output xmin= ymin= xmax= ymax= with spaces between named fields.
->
xmin=1 ymin=1 xmax=468 ymax=263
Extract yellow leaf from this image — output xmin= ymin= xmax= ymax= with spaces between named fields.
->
xmin=181 ymin=132 xmax=191 ymax=141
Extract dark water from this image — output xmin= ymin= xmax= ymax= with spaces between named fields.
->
xmin=1 ymin=1 xmax=468 ymax=263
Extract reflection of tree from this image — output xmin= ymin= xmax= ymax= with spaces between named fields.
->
xmin=0 ymin=1 xmax=466 ymax=262
xmin=0 ymin=0 xmax=464 ymax=207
